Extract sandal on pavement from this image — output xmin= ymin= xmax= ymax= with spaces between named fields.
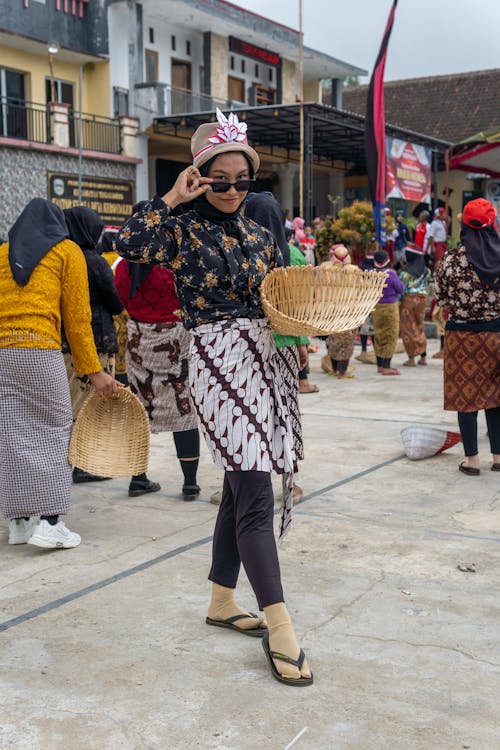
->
xmin=403 ymin=360 xmax=416 ymax=367
xmin=492 ymin=463 xmax=500 ymax=472
xmin=459 ymin=461 xmax=480 ymax=476
xmin=205 ymin=612 xmax=267 ymax=637
xmin=261 ymin=632 xmax=313 ymax=687
xmin=299 ymin=384 xmax=319 ymax=393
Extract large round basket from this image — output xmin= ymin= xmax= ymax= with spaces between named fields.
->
xmin=69 ymin=388 xmax=150 ymax=478
xmin=260 ymin=265 xmax=387 ymax=336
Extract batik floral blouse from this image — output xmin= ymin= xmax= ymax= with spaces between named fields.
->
xmin=434 ymin=244 xmax=499 ymax=321
xmin=116 ymin=195 xmax=283 ymax=330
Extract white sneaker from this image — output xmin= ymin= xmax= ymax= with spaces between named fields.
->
xmin=9 ymin=518 xmax=37 ymax=545
xmin=28 ymin=520 xmax=81 ymax=549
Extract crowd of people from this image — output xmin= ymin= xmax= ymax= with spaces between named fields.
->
xmin=0 ymin=108 xmax=498 ymax=688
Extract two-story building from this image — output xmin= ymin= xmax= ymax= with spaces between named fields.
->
xmin=0 ymin=0 xmax=139 ymax=236
xmin=107 ymin=0 xmax=367 ymax=220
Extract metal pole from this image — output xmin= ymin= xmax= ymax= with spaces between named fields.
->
xmin=78 ymin=63 xmax=83 ymax=203
xmin=48 ymin=54 xmax=56 ymax=103
xmin=298 ymin=0 xmax=304 ymax=218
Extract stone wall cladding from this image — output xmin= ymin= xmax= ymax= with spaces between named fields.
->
xmin=0 ymin=148 xmax=135 ymax=237
xmin=210 ymin=34 xmax=229 ymax=102
xmin=280 ymin=59 xmax=297 ymax=105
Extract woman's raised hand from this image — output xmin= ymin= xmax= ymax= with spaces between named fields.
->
xmin=162 ymin=166 xmax=211 ymax=209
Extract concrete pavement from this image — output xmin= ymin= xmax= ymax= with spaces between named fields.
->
xmin=1 ymin=341 xmax=499 ymax=750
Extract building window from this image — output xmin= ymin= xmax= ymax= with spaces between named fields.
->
xmin=240 ymin=59 xmax=245 ymax=74
xmin=113 ymin=86 xmax=129 ymax=117
xmin=171 ymin=35 xmax=176 ymax=51
xmin=228 ymin=76 xmax=245 ymax=104
xmin=0 ymin=68 xmax=27 ymax=139
xmin=255 ymin=64 xmax=259 ymax=77
xmin=149 ymin=27 xmax=154 ymax=44
xmin=145 ymin=50 xmax=159 ymax=83
xmin=268 ymin=68 xmax=273 ymax=83
xmin=45 ymin=78 xmax=74 ymax=107
xmin=186 ymin=40 xmax=191 ymax=56
xmin=230 ymin=56 xmax=235 ymax=71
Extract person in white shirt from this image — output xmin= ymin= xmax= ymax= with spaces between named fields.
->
xmin=428 ymin=207 xmax=448 ymax=267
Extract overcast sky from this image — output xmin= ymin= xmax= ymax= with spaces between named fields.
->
xmin=234 ymin=0 xmax=500 ymax=81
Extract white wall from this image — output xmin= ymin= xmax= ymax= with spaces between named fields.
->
xmin=141 ymin=15 xmax=204 ymax=91
xmin=108 ymin=3 xmax=130 ymax=95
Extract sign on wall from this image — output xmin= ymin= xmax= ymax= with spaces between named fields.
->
xmin=229 ymin=36 xmax=280 ymax=66
xmin=47 ymin=172 xmax=134 ymax=226
xmin=386 ymin=138 xmax=431 ymax=203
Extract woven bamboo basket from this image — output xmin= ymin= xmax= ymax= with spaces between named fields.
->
xmin=261 ymin=265 xmax=388 ymax=336
xmin=69 ymin=388 xmax=150 ymax=478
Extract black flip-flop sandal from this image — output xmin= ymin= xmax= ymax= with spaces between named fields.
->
xmin=261 ymin=631 xmax=313 ymax=686
xmin=205 ymin=612 xmax=267 ymax=637
xmin=459 ymin=461 xmax=480 ymax=476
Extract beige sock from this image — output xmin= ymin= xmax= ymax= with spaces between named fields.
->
xmin=207 ymin=583 xmax=266 ymax=631
xmin=264 ymin=602 xmax=311 ymax=680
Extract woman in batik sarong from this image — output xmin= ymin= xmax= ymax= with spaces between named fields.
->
xmin=0 ymin=199 xmax=119 ymax=550
xmin=322 ymin=244 xmax=358 ymax=378
xmin=372 ymin=250 xmax=404 ymax=376
xmin=115 ymin=255 xmax=201 ymax=500
xmin=434 ymin=198 xmax=500 ymax=476
xmin=116 ymin=109 xmax=312 ymax=686
xmin=245 ymin=191 xmax=308 ymax=502
xmin=399 ymin=242 xmax=432 ymax=367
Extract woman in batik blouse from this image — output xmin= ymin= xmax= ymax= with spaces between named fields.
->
xmin=116 ymin=110 xmax=312 ymax=687
xmin=434 ymin=198 xmax=500 ymax=476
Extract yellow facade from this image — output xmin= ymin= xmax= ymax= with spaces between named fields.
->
xmin=0 ymin=45 xmax=110 ymax=118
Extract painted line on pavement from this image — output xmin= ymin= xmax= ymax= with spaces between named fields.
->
xmin=0 ymin=454 xmax=404 ymax=633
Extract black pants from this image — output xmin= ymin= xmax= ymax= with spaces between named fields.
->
xmin=173 ymin=428 xmax=199 ymax=459
xmin=331 ymin=357 xmax=349 ymax=375
xmin=209 ymin=471 xmax=283 ymax=609
xmin=457 ymin=407 xmax=500 ymax=456
xmin=298 ymin=366 xmax=308 ymax=380
xmin=376 ymin=356 xmax=392 ymax=369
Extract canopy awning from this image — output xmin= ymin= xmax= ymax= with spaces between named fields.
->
xmin=154 ymin=102 xmax=450 ymax=221
xmin=449 ymin=127 xmax=500 ymax=178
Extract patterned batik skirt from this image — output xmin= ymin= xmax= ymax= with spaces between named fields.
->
xmin=372 ymin=303 xmax=400 ymax=359
xmin=0 ymin=348 xmax=73 ymax=519
xmin=189 ymin=317 xmax=296 ymax=540
xmin=275 ymin=345 xmax=304 ymax=461
xmin=400 ymin=293 xmax=427 ymax=358
xmin=327 ymin=330 xmax=356 ymax=362
xmin=126 ymin=319 xmax=198 ymax=433
xmin=444 ymin=328 xmax=500 ymax=412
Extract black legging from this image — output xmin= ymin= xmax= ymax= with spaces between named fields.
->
xmin=331 ymin=357 xmax=349 ymax=375
xmin=173 ymin=428 xmax=199 ymax=459
xmin=457 ymin=407 xmax=500 ymax=457
xmin=209 ymin=470 xmax=283 ymax=609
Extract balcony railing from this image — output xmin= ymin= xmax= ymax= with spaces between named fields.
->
xmin=0 ymin=98 xmax=121 ymax=154
xmin=135 ymin=82 xmax=248 ymax=126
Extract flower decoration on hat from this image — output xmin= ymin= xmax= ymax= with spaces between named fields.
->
xmin=209 ymin=108 xmax=248 ymax=146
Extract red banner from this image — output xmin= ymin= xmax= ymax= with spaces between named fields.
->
xmin=386 ymin=137 xmax=431 ymax=203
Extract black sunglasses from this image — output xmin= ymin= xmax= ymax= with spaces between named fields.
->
xmin=210 ymin=179 xmax=256 ymax=193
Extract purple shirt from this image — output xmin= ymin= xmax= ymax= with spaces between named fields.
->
xmin=378 ymin=268 xmax=404 ymax=304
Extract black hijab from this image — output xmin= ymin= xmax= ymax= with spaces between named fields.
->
xmin=63 ymin=206 xmax=104 ymax=251
xmin=404 ymin=247 xmax=426 ymax=278
xmin=460 ymin=224 xmax=500 ymax=291
xmin=245 ymin=192 xmax=290 ymax=266
xmin=8 ymin=198 xmax=68 ymax=286
xmin=126 ymin=200 xmax=156 ymax=299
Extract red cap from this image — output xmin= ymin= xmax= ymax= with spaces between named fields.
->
xmin=462 ymin=198 xmax=497 ymax=229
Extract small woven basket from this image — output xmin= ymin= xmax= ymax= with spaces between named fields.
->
xmin=69 ymin=388 xmax=150 ymax=478
xmin=261 ymin=265 xmax=387 ymax=336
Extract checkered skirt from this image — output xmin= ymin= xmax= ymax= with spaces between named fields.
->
xmin=0 ymin=348 xmax=73 ymax=519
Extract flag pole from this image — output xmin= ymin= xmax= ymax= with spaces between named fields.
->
xmin=298 ymin=0 xmax=304 ymax=218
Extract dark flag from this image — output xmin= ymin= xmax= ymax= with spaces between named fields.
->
xmin=365 ymin=0 xmax=398 ymax=246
